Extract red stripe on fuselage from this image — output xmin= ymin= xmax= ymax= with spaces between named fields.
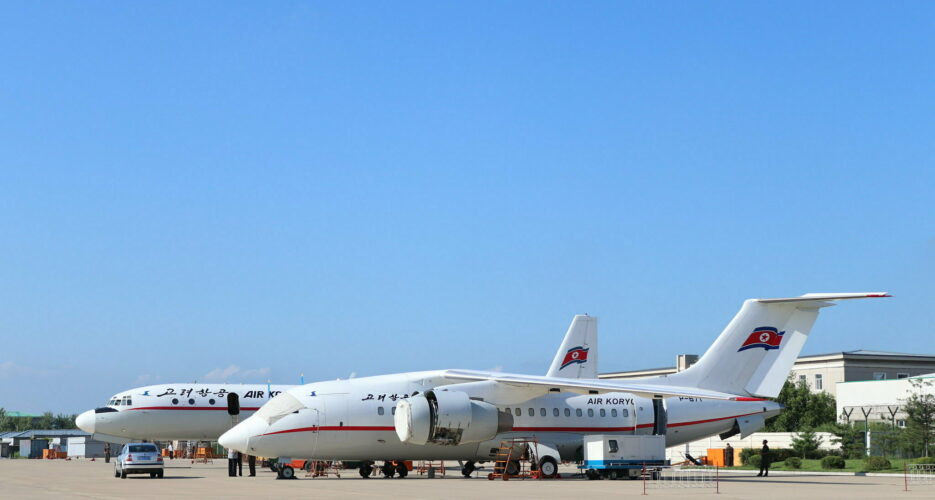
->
xmin=259 ymin=411 xmax=764 ymax=437
xmin=128 ymin=406 xmax=262 ymax=411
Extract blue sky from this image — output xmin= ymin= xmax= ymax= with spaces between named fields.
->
xmin=1 ymin=2 xmax=932 ymax=413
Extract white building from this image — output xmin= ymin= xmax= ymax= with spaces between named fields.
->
xmin=601 ymin=351 xmax=935 ymax=397
xmin=835 ymin=373 xmax=935 ymax=427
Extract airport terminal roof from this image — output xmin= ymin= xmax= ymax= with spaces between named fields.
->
xmin=0 ymin=429 xmax=90 ymax=439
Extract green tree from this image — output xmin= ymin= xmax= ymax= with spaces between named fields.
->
xmin=791 ymin=428 xmax=823 ymax=458
xmin=765 ymin=378 xmax=837 ymax=431
xmin=868 ymin=422 xmax=903 ymax=458
xmin=818 ymin=422 xmax=865 ymax=458
xmin=903 ymin=378 xmax=935 ymax=458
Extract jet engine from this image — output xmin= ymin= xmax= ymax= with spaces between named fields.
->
xmin=394 ymin=389 xmax=513 ymax=446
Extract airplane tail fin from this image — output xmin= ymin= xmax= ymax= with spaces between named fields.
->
xmin=664 ymin=293 xmax=889 ymax=398
xmin=547 ymin=315 xmax=598 ymax=379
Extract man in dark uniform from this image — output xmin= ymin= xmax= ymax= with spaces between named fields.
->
xmin=757 ymin=439 xmax=770 ymax=477
xmin=104 ymin=443 xmax=111 ymax=463
xmin=248 ymin=454 xmax=257 ymax=476
xmin=227 ymin=448 xmax=237 ymax=477
xmin=237 ymin=451 xmax=243 ymax=476
xmin=725 ymin=443 xmax=734 ymax=467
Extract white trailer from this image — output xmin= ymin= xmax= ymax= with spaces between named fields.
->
xmin=581 ymin=434 xmax=667 ymax=480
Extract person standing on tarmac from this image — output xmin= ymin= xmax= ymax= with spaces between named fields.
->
xmin=103 ymin=443 xmax=111 ymax=463
xmin=227 ymin=448 xmax=238 ymax=477
xmin=725 ymin=443 xmax=734 ymax=467
xmin=248 ymin=454 xmax=256 ymax=477
xmin=756 ymin=440 xmax=770 ymax=477
xmin=237 ymin=451 xmax=243 ymax=476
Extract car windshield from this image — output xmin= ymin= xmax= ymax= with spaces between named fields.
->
xmin=129 ymin=445 xmax=158 ymax=453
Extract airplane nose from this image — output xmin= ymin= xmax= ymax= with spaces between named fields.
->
xmin=219 ymin=419 xmax=256 ymax=453
xmin=75 ymin=410 xmax=95 ymax=434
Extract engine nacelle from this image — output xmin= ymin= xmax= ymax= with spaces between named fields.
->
xmin=394 ymin=389 xmax=513 ymax=446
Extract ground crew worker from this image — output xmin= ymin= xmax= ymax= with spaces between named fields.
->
xmin=725 ymin=443 xmax=734 ymax=467
xmin=248 ymin=454 xmax=257 ymax=476
xmin=167 ymin=442 xmax=173 ymax=460
xmin=757 ymin=439 xmax=770 ymax=477
xmin=237 ymin=451 xmax=243 ymax=476
xmin=103 ymin=443 xmax=111 ymax=463
xmin=227 ymin=448 xmax=238 ymax=477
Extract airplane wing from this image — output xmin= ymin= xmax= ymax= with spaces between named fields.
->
xmin=440 ymin=369 xmax=745 ymax=401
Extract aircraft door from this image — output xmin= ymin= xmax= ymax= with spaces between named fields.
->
xmin=652 ymin=398 xmax=667 ymax=436
xmin=320 ymin=394 xmax=347 ymax=443
xmin=227 ymin=393 xmax=240 ymax=416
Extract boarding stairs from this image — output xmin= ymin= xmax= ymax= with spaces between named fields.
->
xmin=487 ymin=437 xmax=540 ymax=481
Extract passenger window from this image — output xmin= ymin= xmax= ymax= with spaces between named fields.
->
xmin=587 ymin=409 xmax=594 ymax=417
xmin=391 ymin=407 xmax=396 ymax=415
xmin=172 ymin=398 xmax=179 ymax=405
xmin=515 ymin=408 xmax=521 ymax=417
xmin=576 ymin=409 xmax=583 ymax=417
xmin=506 ymin=407 xmax=511 ymax=414
xmin=609 ymin=440 xmax=619 ymax=453
xmin=527 ymin=408 xmax=534 ymax=417
xmin=553 ymin=408 xmax=559 ymax=417
xmin=564 ymin=408 xmax=571 ymax=417
xmin=540 ymin=408 xmax=546 ymax=417
xmin=611 ymin=409 xmax=617 ymax=417
xmin=600 ymin=409 xmax=606 ymax=417
xmin=188 ymin=398 xmax=195 ymax=405
xmin=622 ymin=409 xmax=629 ymax=417
xmin=377 ymin=407 xmax=384 ymax=416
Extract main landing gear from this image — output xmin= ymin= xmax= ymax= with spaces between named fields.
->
xmin=359 ymin=461 xmax=374 ymax=478
xmin=381 ymin=460 xmax=408 ymax=478
xmin=462 ymin=461 xmax=476 ymax=478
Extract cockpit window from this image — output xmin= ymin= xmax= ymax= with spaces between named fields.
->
xmin=254 ymin=392 xmax=305 ymax=424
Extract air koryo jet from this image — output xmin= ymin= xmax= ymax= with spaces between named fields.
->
xmin=75 ymin=319 xmax=601 ymax=443
xmin=219 ymin=293 xmax=888 ymax=479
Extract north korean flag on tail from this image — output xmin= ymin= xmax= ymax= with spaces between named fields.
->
xmin=560 ymin=346 xmax=590 ymax=370
xmin=737 ymin=326 xmax=785 ymax=352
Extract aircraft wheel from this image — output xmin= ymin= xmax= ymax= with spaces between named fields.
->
xmin=538 ymin=457 xmax=559 ymax=479
xmin=359 ymin=462 xmax=373 ymax=478
xmin=395 ymin=461 xmax=408 ymax=478
xmin=462 ymin=461 xmax=475 ymax=477
xmin=382 ymin=461 xmax=395 ymax=478
xmin=505 ymin=460 xmax=520 ymax=476
xmin=280 ymin=465 xmax=295 ymax=479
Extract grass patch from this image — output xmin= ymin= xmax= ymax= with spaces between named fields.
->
xmin=727 ymin=458 xmax=910 ymax=473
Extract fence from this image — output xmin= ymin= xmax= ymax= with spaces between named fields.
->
xmin=904 ymin=463 xmax=935 ymax=491
xmin=643 ymin=465 xmax=719 ymax=495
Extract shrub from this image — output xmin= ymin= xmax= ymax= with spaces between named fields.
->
xmin=820 ymin=455 xmax=846 ymax=469
xmin=862 ymin=456 xmax=892 ymax=471
xmin=740 ymin=447 xmax=794 ymax=465
xmin=745 ymin=455 xmax=761 ymax=468
xmin=784 ymin=457 xmax=803 ymax=469
xmin=912 ymin=457 xmax=935 ymax=465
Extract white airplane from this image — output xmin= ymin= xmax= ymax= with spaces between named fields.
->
xmin=75 ymin=383 xmax=297 ymax=443
xmin=218 ymin=293 xmax=888 ymax=478
xmin=75 ymin=319 xmax=601 ymax=444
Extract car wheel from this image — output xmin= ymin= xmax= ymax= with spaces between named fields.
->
xmin=120 ymin=469 xmax=127 ymax=479
xmin=280 ymin=465 xmax=295 ymax=479
xmin=158 ymin=471 xmax=164 ymax=478
xmin=538 ymin=457 xmax=559 ymax=479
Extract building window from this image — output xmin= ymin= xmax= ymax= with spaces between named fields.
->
xmin=897 ymin=419 xmax=907 ymax=428
xmin=815 ymin=374 xmax=823 ymax=390
xmin=798 ymin=375 xmax=807 ymax=385
xmin=897 ymin=373 xmax=910 ymax=379
xmin=873 ymin=372 xmax=887 ymax=380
